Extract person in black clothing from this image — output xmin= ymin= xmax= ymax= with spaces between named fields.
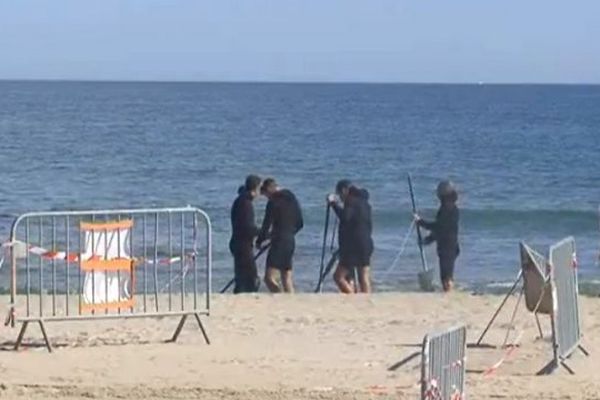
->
xmin=415 ymin=180 xmax=460 ymax=292
xmin=327 ymin=180 xmax=373 ymax=293
xmin=256 ymin=178 xmax=304 ymax=293
xmin=229 ymin=175 xmax=262 ymax=294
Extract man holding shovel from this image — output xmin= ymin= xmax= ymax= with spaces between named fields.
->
xmin=414 ymin=180 xmax=460 ymax=292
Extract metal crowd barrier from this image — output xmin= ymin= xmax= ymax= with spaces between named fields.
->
xmin=539 ymin=236 xmax=589 ymax=374
xmin=476 ymin=241 xmax=557 ymax=348
xmin=4 ymin=206 xmax=212 ymax=352
xmin=421 ymin=325 xmax=466 ymax=400
xmin=476 ymin=237 xmax=589 ymax=374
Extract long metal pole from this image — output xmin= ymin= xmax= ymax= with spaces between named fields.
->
xmin=475 ymin=270 xmax=523 ymax=346
xmin=315 ymin=202 xmax=331 ymax=293
xmin=408 ymin=174 xmax=428 ymax=273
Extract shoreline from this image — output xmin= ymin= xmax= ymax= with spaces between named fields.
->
xmin=3 ymin=280 xmax=600 ymax=297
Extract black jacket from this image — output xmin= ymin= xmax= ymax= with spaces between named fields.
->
xmin=332 ymin=187 xmax=372 ymax=250
xmin=418 ymin=204 xmax=460 ymax=256
xmin=230 ymin=190 xmax=259 ymax=248
xmin=257 ymin=189 xmax=303 ymax=244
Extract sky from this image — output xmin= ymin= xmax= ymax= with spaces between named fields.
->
xmin=0 ymin=0 xmax=599 ymax=83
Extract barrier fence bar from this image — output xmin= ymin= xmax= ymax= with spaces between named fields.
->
xmin=5 ymin=206 xmax=212 ymax=352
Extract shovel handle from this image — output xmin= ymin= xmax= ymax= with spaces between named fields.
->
xmin=408 ymin=174 xmax=429 ymax=273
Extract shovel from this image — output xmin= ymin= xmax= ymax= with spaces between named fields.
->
xmin=408 ymin=174 xmax=435 ymax=292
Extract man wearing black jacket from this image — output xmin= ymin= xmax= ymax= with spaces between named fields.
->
xmin=229 ymin=175 xmax=262 ymax=294
xmin=327 ymin=180 xmax=373 ymax=294
xmin=256 ymin=178 xmax=304 ymax=293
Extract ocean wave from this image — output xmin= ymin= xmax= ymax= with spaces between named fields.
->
xmin=366 ymin=208 xmax=600 ymax=233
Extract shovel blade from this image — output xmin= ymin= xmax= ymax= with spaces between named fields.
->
xmin=418 ymin=269 xmax=435 ymax=292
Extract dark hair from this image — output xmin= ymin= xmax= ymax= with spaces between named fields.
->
xmin=335 ymin=179 xmax=352 ymax=195
xmin=237 ymin=185 xmax=245 ymax=195
xmin=441 ymin=191 xmax=458 ymax=204
xmin=244 ymin=175 xmax=261 ymax=192
xmin=260 ymin=178 xmax=277 ymax=194
xmin=436 ymin=180 xmax=458 ymax=204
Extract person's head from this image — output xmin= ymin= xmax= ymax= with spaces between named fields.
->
xmin=260 ymin=177 xmax=278 ymax=198
xmin=436 ymin=180 xmax=458 ymax=205
xmin=335 ymin=179 xmax=352 ymax=201
xmin=244 ymin=174 xmax=262 ymax=198
xmin=359 ymin=188 xmax=370 ymax=201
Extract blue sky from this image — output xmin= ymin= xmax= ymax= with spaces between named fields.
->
xmin=0 ymin=0 xmax=599 ymax=83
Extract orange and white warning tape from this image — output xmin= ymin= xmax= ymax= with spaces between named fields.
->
xmin=2 ymin=240 xmax=192 ymax=266
xmin=423 ymin=378 xmax=464 ymax=400
xmin=483 ymin=331 xmax=523 ymax=377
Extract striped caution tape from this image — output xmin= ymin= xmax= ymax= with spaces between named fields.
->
xmin=423 ymin=378 xmax=464 ymax=400
xmin=2 ymin=240 xmax=193 ymax=266
xmin=483 ymin=331 xmax=523 ymax=377
xmin=367 ymin=360 xmax=466 ymax=398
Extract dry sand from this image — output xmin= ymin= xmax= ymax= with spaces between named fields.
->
xmin=0 ymin=292 xmax=598 ymax=399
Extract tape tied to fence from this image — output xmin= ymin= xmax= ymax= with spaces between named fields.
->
xmin=423 ymin=379 xmax=464 ymax=400
xmin=3 ymin=239 xmax=195 ymax=266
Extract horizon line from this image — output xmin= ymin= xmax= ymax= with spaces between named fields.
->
xmin=1 ymin=78 xmax=599 ymax=86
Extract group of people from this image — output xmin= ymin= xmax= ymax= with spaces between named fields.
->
xmin=229 ymin=175 xmax=302 ymax=294
xmin=229 ymin=175 xmax=460 ymax=294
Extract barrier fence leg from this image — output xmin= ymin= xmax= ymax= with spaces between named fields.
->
xmin=14 ymin=321 xmax=29 ymax=351
xmin=169 ymin=314 xmax=188 ymax=343
xmin=560 ymin=360 xmax=575 ymax=375
xmin=194 ymin=313 xmax=210 ymax=345
xmin=38 ymin=320 xmax=53 ymax=353
xmin=13 ymin=320 xmax=52 ymax=352
xmin=169 ymin=314 xmax=210 ymax=345
xmin=578 ymin=345 xmax=590 ymax=357
xmin=536 ymin=359 xmax=558 ymax=375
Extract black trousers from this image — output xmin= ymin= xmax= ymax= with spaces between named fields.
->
xmin=438 ymin=252 xmax=458 ymax=283
xmin=230 ymin=240 xmax=259 ymax=294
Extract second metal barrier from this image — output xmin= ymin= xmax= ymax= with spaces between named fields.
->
xmin=421 ymin=325 xmax=467 ymax=400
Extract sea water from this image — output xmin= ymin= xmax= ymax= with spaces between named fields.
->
xmin=0 ymin=81 xmax=598 ymax=293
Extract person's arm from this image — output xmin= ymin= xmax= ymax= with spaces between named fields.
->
xmin=294 ymin=198 xmax=304 ymax=233
xmin=417 ymin=218 xmax=437 ymax=231
xmin=330 ymin=201 xmax=344 ymax=219
xmin=416 ymin=211 xmax=438 ymax=245
xmin=422 ymin=233 xmax=436 ymax=245
xmin=332 ymin=200 xmax=357 ymax=224
xmin=242 ymin=200 xmax=260 ymax=239
xmin=256 ymin=200 xmax=273 ymax=246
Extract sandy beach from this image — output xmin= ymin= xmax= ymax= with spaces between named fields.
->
xmin=0 ymin=292 xmax=598 ymax=399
